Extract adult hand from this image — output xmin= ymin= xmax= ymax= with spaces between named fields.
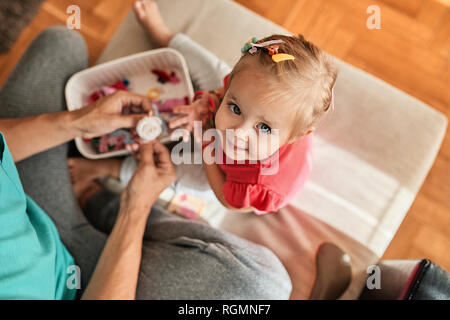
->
xmin=120 ymin=140 xmax=176 ymax=218
xmin=73 ymin=91 xmax=154 ymax=139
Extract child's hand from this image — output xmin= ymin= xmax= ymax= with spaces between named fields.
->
xmin=168 ymin=91 xmax=219 ymax=144
xmin=168 ymin=97 xmax=210 ymax=132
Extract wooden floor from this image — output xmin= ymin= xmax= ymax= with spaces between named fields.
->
xmin=0 ymin=0 xmax=449 ymax=270
xmin=0 ymin=0 xmax=136 ymax=83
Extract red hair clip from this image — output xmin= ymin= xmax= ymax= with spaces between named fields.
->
xmin=267 ymin=45 xmax=279 ymax=56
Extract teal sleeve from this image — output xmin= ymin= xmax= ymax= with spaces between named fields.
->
xmin=0 ymin=133 xmax=77 ymax=300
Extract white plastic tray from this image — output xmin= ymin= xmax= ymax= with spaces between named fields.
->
xmin=65 ymin=48 xmax=194 ymax=159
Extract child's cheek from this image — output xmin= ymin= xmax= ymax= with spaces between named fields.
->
xmin=214 ymin=107 xmax=226 ymax=131
xmin=255 ymin=134 xmax=282 ymax=160
xmin=268 ymin=137 xmax=281 ymax=157
xmin=249 ymin=137 xmax=269 ymax=160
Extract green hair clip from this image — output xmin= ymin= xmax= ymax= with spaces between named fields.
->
xmin=241 ymin=37 xmax=258 ymax=53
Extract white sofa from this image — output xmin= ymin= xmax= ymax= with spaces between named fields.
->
xmin=97 ymin=0 xmax=447 ymax=299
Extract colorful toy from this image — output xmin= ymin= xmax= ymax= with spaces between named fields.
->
xmin=86 ymin=79 xmax=137 ymax=153
xmin=146 ymin=88 xmax=161 ymax=99
xmin=88 ymin=79 xmax=129 ymax=103
xmin=136 ymin=115 xmax=163 ymax=142
xmin=110 ymin=129 xmax=134 ymax=144
xmin=92 ymin=131 xmax=131 ymax=153
xmin=241 ymin=38 xmax=295 ymax=63
xmin=151 ymin=69 xmax=181 ymax=84
xmin=153 ymin=96 xmax=190 ymax=114
xmin=167 ymin=193 xmax=206 ymax=220
xmin=85 ymin=76 xmax=189 ymax=153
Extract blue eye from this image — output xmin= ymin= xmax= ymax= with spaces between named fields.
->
xmin=258 ymin=123 xmax=272 ymax=134
xmin=229 ymin=103 xmax=241 ymax=115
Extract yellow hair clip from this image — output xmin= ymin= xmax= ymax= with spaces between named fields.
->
xmin=272 ymin=53 xmax=295 ymax=63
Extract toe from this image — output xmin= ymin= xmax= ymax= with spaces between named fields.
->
xmin=78 ymin=181 xmax=102 ymax=209
xmin=133 ymin=1 xmax=145 ymax=17
xmin=68 ymin=168 xmax=77 ymax=183
xmin=141 ymin=0 xmax=159 ymax=17
xmin=67 ymin=157 xmax=76 ymax=167
xmin=142 ymin=0 xmax=155 ymax=10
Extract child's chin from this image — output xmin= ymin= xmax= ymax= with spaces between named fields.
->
xmin=223 ymin=148 xmax=248 ymax=162
xmin=223 ymin=145 xmax=273 ymax=162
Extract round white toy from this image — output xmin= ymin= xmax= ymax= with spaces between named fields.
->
xmin=136 ymin=116 xmax=163 ymax=142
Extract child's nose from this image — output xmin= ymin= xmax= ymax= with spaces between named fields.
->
xmin=232 ymin=120 xmax=253 ymax=132
xmin=234 ymin=128 xmax=255 ymax=143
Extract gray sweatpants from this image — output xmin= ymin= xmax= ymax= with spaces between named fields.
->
xmin=0 ymin=26 xmax=291 ymax=299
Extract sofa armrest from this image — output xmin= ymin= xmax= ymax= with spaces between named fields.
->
xmin=359 ymin=259 xmax=450 ymax=300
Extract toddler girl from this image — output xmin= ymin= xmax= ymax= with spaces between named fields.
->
xmin=69 ymin=0 xmax=337 ymax=214
xmin=178 ymin=34 xmax=337 ymax=214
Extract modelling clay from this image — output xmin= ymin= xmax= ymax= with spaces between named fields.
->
xmin=88 ymin=79 xmax=129 ymax=103
xmin=153 ymin=96 xmax=190 ymax=113
xmin=152 ymin=69 xmax=181 ymax=84
xmin=93 ymin=134 xmax=122 ymax=153
xmin=136 ymin=115 xmax=163 ymax=142
xmin=167 ymin=193 xmax=206 ymax=220
xmin=110 ymin=129 xmax=134 ymax=144
xmin=146 ymin=88 xmax=160 ymax=99
xmin=90 ymin=129 xmax=134 ymax=154
xmin=169 ymin=73 xmax=181 ymax=84
xmin=86 ymin=77 xmax=188 ymax=153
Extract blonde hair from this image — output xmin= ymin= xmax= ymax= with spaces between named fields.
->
xmin=229 ymin=34 xmax=338 ymax=138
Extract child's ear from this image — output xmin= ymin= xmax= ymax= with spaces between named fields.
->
xmin=287 ymin=126 xmax=315 ymax=144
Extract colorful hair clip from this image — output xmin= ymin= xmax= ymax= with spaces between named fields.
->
xmin=271 ymin=53 xmax=295 ymax=63
xmin=247 ymin=39 xmax=284 ymax=54
xmin=242 ymin=38 xmax=296 ymax=63
xmin=241 ymin=37 xmax=259 ymax=53
xmin=267 ymin=45 xmax=279 ymax=56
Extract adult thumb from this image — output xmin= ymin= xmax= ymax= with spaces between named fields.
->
xmin=113 ymin=114 xmax=146 ymax=129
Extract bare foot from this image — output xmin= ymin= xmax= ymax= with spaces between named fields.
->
xmin=68 ymin=157 xmax=121 ymax=206
xmin=133 ymin=0 xmax=174 ymax=47
xmin=77 ymin=181 xmax=103 ymax=210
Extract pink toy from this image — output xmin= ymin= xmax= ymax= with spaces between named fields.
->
xmin=154 ymin=96 xmax=190 ymax=114
xmin=136 ymin=116 xmax=163 ymax=142
xmin=86 ymin=78 xmax=190 ymax=153
xmin=152 ymin=69 xmax=181 ymax=84
xmin=167 ymin=193 xmax=206 ymax=220
xmin=88 ymin=79 xmax=129 ymax=103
